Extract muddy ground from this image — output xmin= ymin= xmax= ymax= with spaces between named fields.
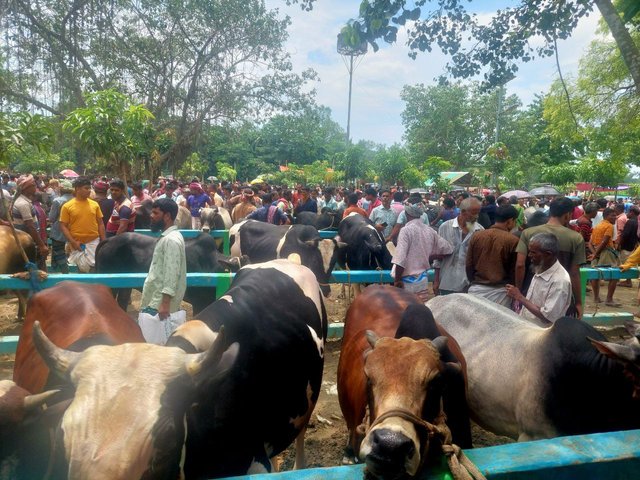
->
xmin=1 ymin=280 xmax=637 ymax=469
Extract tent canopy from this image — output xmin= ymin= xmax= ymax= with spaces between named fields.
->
xmin=424 ymin=171 xmax=472 ymax=187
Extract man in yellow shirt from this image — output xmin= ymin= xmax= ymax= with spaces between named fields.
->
xmin=59 ymin=177 xmax=106 ymax=272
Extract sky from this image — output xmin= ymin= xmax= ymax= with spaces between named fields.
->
xmin=265 ymin=0 xmax=603 ymax=146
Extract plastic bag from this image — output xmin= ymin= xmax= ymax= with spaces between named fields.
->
xmin=137 ymin=310 xmax=187 ymax=345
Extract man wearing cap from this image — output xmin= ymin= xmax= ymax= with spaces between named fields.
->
xmin=186 ymin=182 xmax=211 ymax=229
xmin=106 ymin=179 xmax=137 ymax=237
xmin=294 ymin=186 xmax=318 ymax=216
xmin=59 ymin=177 xmax=106 ymax=272
xmin=12 ymin=174 xmax=49 ymax=264
xmin=392 ymin=200 xmax=453 ymax=302
xmin=48 ymin=179 xmax=74 ymax=273
xmin=231 ymin=187 xmax=258 ymax=223
xmin=93 ymin=180 xmax=114 ymax=228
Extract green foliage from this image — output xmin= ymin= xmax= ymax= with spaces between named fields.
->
xmin=177 ymin=153 xmax=208 ymax=180
xmin=11 ymin=147 xmax=74 ymax=175
xmin=63 ymin=90 xmax=155 ymax=179
xmin=576 ymin=156 xmax=628 ymax=188
xmin=0 ymin=113 xmax=56 ymax=169
xmin=215 ymin=162 xmax=237 ymax=183
xmin=541 ymin=163 xmax=578 ymax=187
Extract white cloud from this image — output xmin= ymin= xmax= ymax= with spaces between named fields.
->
xmin=266 ymin=0 xmax=602 ymax=145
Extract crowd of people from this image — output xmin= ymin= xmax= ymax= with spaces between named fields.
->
xmin=3 ymin=170 xmax=640 ymax=326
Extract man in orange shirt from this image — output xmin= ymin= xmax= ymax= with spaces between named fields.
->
xmin=342 ymin=192 xmax=368 ymax=218
xmin=588 ymin=208 xmax=620 ymax=306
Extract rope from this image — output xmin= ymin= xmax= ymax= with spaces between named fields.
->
xmin=366 ymin=408 xmax=487 ymax=480
xmin=1 ymin=187 xmax=45 ymax=292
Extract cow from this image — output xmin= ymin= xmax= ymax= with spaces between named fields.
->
xmin=22 ymin=259 xmax=323 ymax=479
xmin=175 ymin=205 xmax=192 ymax=229
xmin=428 ymin=293 xmax=640 ymax=441
xmin=229 ymin=219 xmax=344 ymax=297
xmin=26 ymin=319 xmax=237 ymax=480
xmin=338 ymin=213 xmax=392 ymax=271
xmin=0 ymin=380 xmax=60 ymax=478
xmin=296 ymin=207 xmax=343 ymax=231
xmin=337 ymin=285 xmax=471 ymax=479
xmin=95 ymin=232 xmax=243 ymax=315
xmin=13 ymin=281 xmax=145 ymax=395
xmin=200 ymin=206 xmax=232 ymax=232
xmin=0 ymin=225 xmax=37 ymax=320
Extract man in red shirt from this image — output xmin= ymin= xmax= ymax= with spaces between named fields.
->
xmin=106 ymin=179 xmax=136 ymax=237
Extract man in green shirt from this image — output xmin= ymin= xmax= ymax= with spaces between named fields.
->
xmin=140 ymin=198 xmax=187 ymax=319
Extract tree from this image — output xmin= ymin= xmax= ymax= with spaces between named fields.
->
xmin=63 ymin=90 xmax=155 ymax=182
xmin=177 ymin=152 xmax=209 ymax=181
xmin=576 ymin=155 xmax=628 ymax=187
xmin=0 ymin=112 xmax=55 ymax=169
xmin=3 ymin=0 xmax=316 ymax=169
xmin=319 ymin=0 xmax=640 ymax=93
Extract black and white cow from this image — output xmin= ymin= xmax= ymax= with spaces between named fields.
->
xmin=95 ymin=232 xmax=243 ymax=315
xmin=338 ymin=213 xmax=392 ymax=270
xmin=428 ymin=294 xmax=640 ymax=441
xmin=25 ymin=260 xmax=325 ymax=479
xmin=296 ymin=208 xmax=343 ymax=231
xmin=229 ymin=219 xmax=344 ymax=297
xmin=200 ymin=206 xmax=232 ymax=232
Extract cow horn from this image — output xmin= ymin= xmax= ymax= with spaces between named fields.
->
xmin=336 ymin=241 xmax=348 ymax=249
xmin=431 ymin=336 xmax=449 ymax=353
xmin=589 ymin=337 xmax=639 ymax=363
xmin=23 ymin=389 xmax=60 ymax=411
xmin=32 ymin=321 xmax=81 ymax=377
xmin=365 ymin=330 xmax=380 ymax=348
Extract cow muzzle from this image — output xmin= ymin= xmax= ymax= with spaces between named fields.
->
xmin=363 ymin=427 xmax=416 ymax=479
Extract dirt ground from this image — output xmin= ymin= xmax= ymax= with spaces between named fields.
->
xmin=1 ymin=280 xmax=638 ymax=469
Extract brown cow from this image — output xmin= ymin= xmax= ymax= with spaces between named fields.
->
xmin=0 ymin=225 xmax=36 ymax=320
xmin=337 ymin=285 xmax=471 ymax=479
xmin=13 ymin=281 xmax=144 ymax=394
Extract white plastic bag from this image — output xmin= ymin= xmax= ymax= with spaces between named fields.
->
xmin=137 ymin=310 xmax=187 ymax=345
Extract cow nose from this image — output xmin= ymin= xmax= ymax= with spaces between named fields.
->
xmin=202 ymin=226 xmax=210 ymax=233
xmin=367 ymin=428 xmax=415 ymax=470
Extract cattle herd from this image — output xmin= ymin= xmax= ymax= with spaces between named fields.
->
xmin=2 ymin=212 xmax=640 ymax=480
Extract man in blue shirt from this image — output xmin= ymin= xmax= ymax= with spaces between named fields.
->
xmin=294 ymin=186 xmax=318 ymax=216
xmin=248 ymin=194 xmax=291 ymax=225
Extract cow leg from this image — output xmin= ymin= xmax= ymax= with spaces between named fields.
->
xmin=293 ymin=426 xmax=307 ymax=470
xmin=16 ymin=290 xmax=28 ymax=321
xmin=114 ymin=288 xmax=132 ymax=312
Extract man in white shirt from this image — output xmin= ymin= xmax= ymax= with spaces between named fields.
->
xmin=506 ymin=232 xmax=571 ymax=326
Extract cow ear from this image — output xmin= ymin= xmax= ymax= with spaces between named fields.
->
xmin=431 ymin=336 xmax=449 ymax=354
xmin=336 ymin=241 xmax=348 ymax=249
xmin=624 ymin=321 xmax=640 ymax=341
xmin=305 ymin=239 xmax=319 ymax=247
xmin=589 ymin=337 xmax=640 ymax=364
xmin=365 ymin=330 xmax=380 ymax=348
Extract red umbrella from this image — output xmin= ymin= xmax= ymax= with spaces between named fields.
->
xmin=59 ymin=169 xmax=79 ymax=178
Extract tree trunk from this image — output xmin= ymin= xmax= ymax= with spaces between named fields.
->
xmin=594 ymin=0 xmax=640 ymax=95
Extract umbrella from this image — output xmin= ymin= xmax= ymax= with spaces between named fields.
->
xmin=207 ymin=176 xmax=218 ymax=182
xmin=59 ymin=169 xmax=79 ymax=178
xmin=529 ymin=186 xmax=560 ymax=197
xmin=499 ymin=190 xmax=530 ymax=199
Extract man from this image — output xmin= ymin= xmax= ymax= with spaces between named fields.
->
xmin=130 ymin=182 xmax=152 ymax=211
xmin=510 ymin=195 xmax=526 ymax=230
xmin=515 ymin=197 xmax=586 ymax=318
xmin=208 ymin=182 xmax=224 ymax=207
xmin=613 ymin=203 xmax=627 ymax=242
xmin=247 ymin=193 xmax=290 ymax=225
xmin=390 ymin=191 xmax=405 ymax=216
xmin=480 ymin=194 xmax=497 ymax=227
xmin=93 ymin=180 xmax=114 ymax=227
xmin=187 ymin=182 xmax=211 ymax=228
xmin=59 ymin=177 xmax=106 ymax=272
xmin=369 ymin=190 xmax=398 ymax=242
xmin=617 ymin=205 xmax=639 ymax=268
xmin=389 ymin=192 xmax=432 ymax=243
xmin=572 ymin=201 xmax=598 ymax=258
xmin=106 ymin=179 xmax=137 ymax=237
xmin=588 ymin=208 xmax=621 ymax=306
xmin=318 ymin=187 xmax=339 ymax=211
xmin=12 ymin=174 xmax=49 ymax=266
xmin=294 ymin=186 xmax=318 ymax=215
xmin=364 ymin=188 xmax=381 ymax=216
xmin=231 ymin=187 xmax=257 ymax=222
xmin=506 ymin=233 xmax=572 ymax=326
xmin=157 ymin=180 xmax=179 ymax=201
xmin=48 ymin=180 xmax=74 ymax=273
xmin=466 ymin=205 xmax=519 ymax=306
xmin=433 ymin=197 xmax=484 ymax=295
xmin=392 ymin=201 xmax=453 ymax=302
xmin=139 ymin=198 xmax=187 ymax=323
xmin=591 ymin=198 xmax=608 ymax=228
xmin=342 ymin=192 xmax=368 ymax=218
